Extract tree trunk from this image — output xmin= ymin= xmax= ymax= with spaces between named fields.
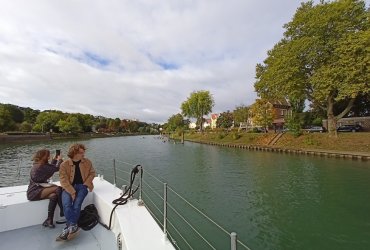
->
xmin=327 ymin=96 xmax=355 ymax=137
xmin=327 ymin=97 xmax=337 ymax=137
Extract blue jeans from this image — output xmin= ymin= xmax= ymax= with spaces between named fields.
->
xmin=62 ymin=184 xmax=88 ymax=225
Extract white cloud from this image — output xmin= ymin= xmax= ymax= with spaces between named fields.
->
xmin=0 ymin=0 xmax=353 ymax=123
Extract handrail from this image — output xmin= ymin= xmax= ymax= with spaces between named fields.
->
xmin=112 ymin=159 xmax=252 ymax=250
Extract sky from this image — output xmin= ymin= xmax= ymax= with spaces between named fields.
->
xmin=1 ymin=0 xmax=362 ymax=124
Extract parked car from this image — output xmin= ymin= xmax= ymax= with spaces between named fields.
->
xmin=336 ymin=124 xmax=362 ymax=132
xmin=306 ymin=126 xmax=326 ymax=133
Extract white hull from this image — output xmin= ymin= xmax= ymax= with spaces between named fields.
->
xmin=0 ymin=177 xmax=175 ymax=250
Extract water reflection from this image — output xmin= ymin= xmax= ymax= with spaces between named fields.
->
xmin=0 ymin=136 xmax=369 ymax=250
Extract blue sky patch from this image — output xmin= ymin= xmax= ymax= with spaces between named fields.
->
xmin=83 ymin=51 xmax=110 ymax=67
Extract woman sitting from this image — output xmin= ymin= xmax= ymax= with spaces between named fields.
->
xmin=27 ymin=149 xmax=63 ymax=228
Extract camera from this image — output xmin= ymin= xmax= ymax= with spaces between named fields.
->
xmin=56 ymin=149 xmax=61 ymax=156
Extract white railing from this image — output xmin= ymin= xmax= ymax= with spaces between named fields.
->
xmin=106 ymin=159 xmax=251 ymax=250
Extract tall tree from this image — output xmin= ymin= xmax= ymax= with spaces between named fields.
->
xmin=181 ymin=90 xmax=215 ymax=132
xmin=254 ymin=0 xmax=369 ymax=135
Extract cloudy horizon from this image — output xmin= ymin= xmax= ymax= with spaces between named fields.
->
xmin=2 ymin=0 xmax=364 ymax=124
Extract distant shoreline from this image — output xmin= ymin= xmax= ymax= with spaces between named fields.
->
xmin=0 ymin=132 xmax=152 ymax=143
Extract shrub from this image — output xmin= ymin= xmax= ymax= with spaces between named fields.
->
xmin=218 ymin=132 xmax=226 ymax=139
xmin=231 ymin=132 xmax=241 ymax=140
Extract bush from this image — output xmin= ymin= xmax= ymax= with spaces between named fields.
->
xmin=218 ymin=132 xmax=226 ymax=139
xmin=231 ymin=132 xmax=241 ymax=140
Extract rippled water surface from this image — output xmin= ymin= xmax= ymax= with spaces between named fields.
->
xmin=1 ymin=136 xmax=369 ymax=250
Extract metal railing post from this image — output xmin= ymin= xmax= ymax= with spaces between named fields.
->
xmin=138 ymin=165 xmax=144 ymax=206
xmin=231 ymin=232 xmax=237 ymax=250
xmin=163 ymin=183 xmax=168 ymax=237
xmin=113 ymin=159 xmax=117 ymax=186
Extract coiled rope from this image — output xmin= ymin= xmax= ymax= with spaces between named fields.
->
xmin=101 ymin=164 xmax=143 ymax=230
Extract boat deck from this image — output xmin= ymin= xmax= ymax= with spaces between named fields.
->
xmin=0 ymin=222 xmax=116 ymax=250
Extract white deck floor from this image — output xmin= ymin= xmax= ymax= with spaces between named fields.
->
xmin=0 ymin=223 xmax=116 ymax=250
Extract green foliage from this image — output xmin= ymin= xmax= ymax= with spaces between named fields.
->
xmin=56 ymin=115 xmax=82 ymax=133
xmin=166 ymin=113 xmax=186 ymax=132
xmin=231 ymin=131 xmax=241 ymax=140
xmin=181 ymin=90 xmax=215 ymax=132
xmin=22 ymin=107 xmax=40 ymax=124
xmin=254 ymin=0 xmax=370 ymax=134
xmin=216 ymin=111 xmax=233 ymax=128
xmin=175 ymin=127 xmax=184 ymax=136
xmin=0 ymin=106 xmax=15 ymax=132
xmin=286 ymin=116 xmax=303 ymax=137
xmin=250 ymin=99 xmax=274 ymax=128
xmin=0 ymin=103 xmax=160 ymax=135
xmin=33 ymin=111 xmax=64 ymax=132
xmin=233 ymin=105 xmax=250 ymax=126
xmin=217 ymin=132 xmax=226 ymax=139
xmin=312 ymin=117 xmax=323 ymax=126
xmin=19 ymin=121 xmax=32 ymax=132
xmin=1 ymin=104 xmax=24 ymax=123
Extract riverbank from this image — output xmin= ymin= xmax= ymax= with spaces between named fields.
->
xmin=179 ymin=131 xmax=370 ymax=161
xmin=0 ymin=132 xmax=150 ymax=143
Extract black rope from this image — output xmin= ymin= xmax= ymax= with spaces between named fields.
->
xmin=101 ymin=164 xmax=143 ymax=230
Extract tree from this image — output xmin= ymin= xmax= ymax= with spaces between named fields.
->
xmin=250 ymin=99 xmax=274 ymax=131
xmin=1 ymin=104 xmax=24 ymax=123
xmin=233 ymin=105 xmax=250 ymax=127
xmin=166 ymin=113 xmax=186 ymax=132
xmin=56 ymin=115 xmax=82 ymax=133
xmin=0 ymin=106 xmax=15 ymax=132
xmin=216 ymin=111 xmax=234 ymax=129
xmin=181 ymin=90 xmax=215 ymax=132
xmin=22 ymin=107 xmax=40 ymax=124
xmin=20 ymin=121 xmax=32 ymax=132
xmin=33 ymin=111 xmax=64 ymax=132
xmin=254 ymin=0 xmax=369 ymax=135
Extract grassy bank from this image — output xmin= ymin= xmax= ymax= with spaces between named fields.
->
xmin=179 ymin=131 xmax=370 ymax=154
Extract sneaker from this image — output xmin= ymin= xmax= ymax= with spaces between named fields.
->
xmin=67 ymin=225 xmax=81 ymax=240
xmin=56 ymin=227 xmax=69 ymax=241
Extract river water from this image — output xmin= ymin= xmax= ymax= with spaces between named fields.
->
xmin=0 ymin=135 xmax=369 ymax=250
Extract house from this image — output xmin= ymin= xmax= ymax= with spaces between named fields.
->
xmin=203 ymin=119 xmax=211 ymax=129
xmin=268 ymin=99 xmax=292 ymax=131
xmin=210 ymin=114 xmax=219 ymax=129
xmin=189 ymin=122 xmax=196 ymax=129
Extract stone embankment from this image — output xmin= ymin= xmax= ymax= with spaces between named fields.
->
xmin=0 ymin=134 xmax=51 ymax=143
xmin=186 ymin=139 xmax=370 ymax=161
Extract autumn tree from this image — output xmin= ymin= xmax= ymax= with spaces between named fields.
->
xmin=250 ymin=99 xmax=274 ymax=131
xmin=254 ymin=0 xmax=369 ymax=135
xmin=181 ymin=90 xmax=214 ymax=132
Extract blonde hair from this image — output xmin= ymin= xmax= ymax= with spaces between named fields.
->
xmin=32 ymin=149 xmax=50 ymax=164
xmin=67 ymin=143 xmax=86 ymax=158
